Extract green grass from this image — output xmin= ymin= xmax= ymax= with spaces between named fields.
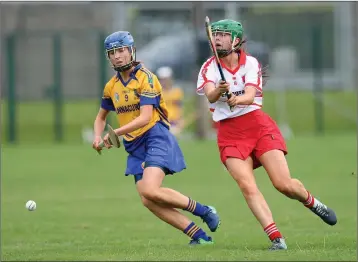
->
xmin=1 ymin=133 xmax=357 ymax=260
xmin=1 ymin=90 xmax=356 ymax=144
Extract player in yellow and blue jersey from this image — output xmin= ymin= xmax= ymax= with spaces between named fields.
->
xmin=157 ymin=66 xmax=184 ymax=133
xmin=92 ymin=31 xmax=220 ymax=245
xmin=157 ymin=66 xmax=198 ymax=137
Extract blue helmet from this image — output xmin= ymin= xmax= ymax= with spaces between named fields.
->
xmin=104 ymin=31 xmax=136 ymax=72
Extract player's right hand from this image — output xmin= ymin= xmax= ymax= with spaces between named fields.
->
xmin=103 ymin=133 xmax=113 ymax=149
xmin=217 ymin=80 xmax=230 ymax=94
xmin=92 ymin=135 xmax=103 ymax=152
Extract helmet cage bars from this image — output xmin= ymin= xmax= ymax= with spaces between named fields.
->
xmin=211 ymin=19 xmax=244 ymax=58
xmin=212 ymin=29 xmax=242 ymax=58
xmin=105 ymin=45 xmax=136 ymax=72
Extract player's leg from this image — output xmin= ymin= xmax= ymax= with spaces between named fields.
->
xmin=136 ymin=166 xmax=220 ymax=232
xmin=258 ymin=149 xmax=337 ymax=226
xmin=224 ymin=156 xmax=287 ymax=250
xmin=135 ymin=171 xmax=213 ymax=245
xmin=140 ymin=196 xmax=213 ymax=245
xmin=141 ymin=123 xmax=220 ymax=232
xmin=139 ymin=195 xmax=190 ymax=230
xmin=254 ymin=111 xmax=337 ymax=226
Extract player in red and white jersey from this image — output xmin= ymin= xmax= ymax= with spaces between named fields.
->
xmin=197 ymin=19 xmax=337 ymax=251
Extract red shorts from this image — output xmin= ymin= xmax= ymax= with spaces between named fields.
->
xmin=217 ymin=109 xmax=287 ymax=169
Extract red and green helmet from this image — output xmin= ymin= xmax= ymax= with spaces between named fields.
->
xmin=211 ymin=19 xmax=244 ymax=57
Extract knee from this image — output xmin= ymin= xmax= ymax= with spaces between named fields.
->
xmin=140 ymin=196 xmax=153 ymax=209
xmin=273 ymin=179 xmax=294 ymax=195
xmin=237 ymin=181 xmax=260 ymax=199
xmin=140 ymin=188 xmax=161 ymax=203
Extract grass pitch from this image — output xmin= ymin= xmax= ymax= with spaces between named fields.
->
xmin=1 ymin=133 xmax=356 ymax=261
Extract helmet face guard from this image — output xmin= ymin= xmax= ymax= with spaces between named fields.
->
xmin=104 ymin=31 xmax=136 ymax=72
xmin=211 ymin=19 xmax=244 ymax=58
xmin=105 ymin=46 xmax=136 ymax=72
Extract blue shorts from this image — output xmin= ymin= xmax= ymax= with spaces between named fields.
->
xmin=123 ymin=121 xmax=186 ymax=183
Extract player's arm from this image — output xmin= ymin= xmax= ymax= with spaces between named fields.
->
xmin=203 ymin=81 xmax=230 ymax=103
xmin=93 ymin=92 xmax=115 ymax=151
xmin=228 ymin=59 xmax=262 ymax=107
xmin=94 ymin=80 xmax=116 ymax=137
xmin=197 ymin=60 xmax=228 ymax=103
xmin=94 ymin=108 xmax=110 ymax=137
xmin=113 ymin=105 xmax=153 ymax=136
xmin=114 ymin=73 xmax=159 ymax=136
xmin=227 ymin=86 xmax=256 ymax=106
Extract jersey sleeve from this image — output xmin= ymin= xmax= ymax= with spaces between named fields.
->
xmin=244 ymin=57 xmax=263 ymax=93
xmin=139 ymin=71 xmax=161 ymax=108
xmin=196 ymin=57 xmax=218 ymax=95
xmin=101 ymin=76 xmax=115 ymax=111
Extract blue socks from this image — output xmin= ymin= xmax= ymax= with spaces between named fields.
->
xmin=183 ymin=222 xmax=210 ymax=240
xmin=184 ymin=198 xmax=208 ymax=217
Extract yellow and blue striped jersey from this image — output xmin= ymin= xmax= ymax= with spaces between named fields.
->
xmin=101 ymin=63 xmax=170 ymax=141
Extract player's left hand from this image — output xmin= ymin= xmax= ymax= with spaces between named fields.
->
xmin=103 ymin=133 xmax=113 ymax=149
xmin=227 ymin=94 xmax=239 ymax=107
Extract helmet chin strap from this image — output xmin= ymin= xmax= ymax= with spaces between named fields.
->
xmin=217 ymin=36 xmax=241 ymax=58
xmin=114 ymin=61 xmax=134 ymax=72
xmin=217 ymin=49 xmax=232 ymax=58
xmin=110 ymin=47 xmax=136 ymax=72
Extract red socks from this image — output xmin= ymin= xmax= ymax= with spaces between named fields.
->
xmin=264 ymin=222 xmax=282 ymax=241
xmin=303 ymin=191 xmax=315 ymax=208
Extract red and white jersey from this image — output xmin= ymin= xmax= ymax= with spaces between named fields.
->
xmin=196 ymin=50 xmax=263 ymax=122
